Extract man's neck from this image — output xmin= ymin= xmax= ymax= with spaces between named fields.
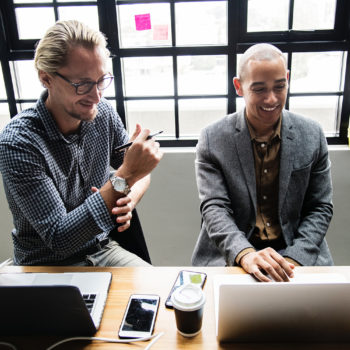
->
xmin=45 ymin=95 xmax=81 ymax=136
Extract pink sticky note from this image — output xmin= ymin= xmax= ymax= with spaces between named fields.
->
xmin=135 ymin=14 xmax=151 ymax=31
xmin=153 ymin=25 xmax=168 ymax=41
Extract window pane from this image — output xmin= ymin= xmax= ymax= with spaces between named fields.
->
xmin=117 ymin=3 xmax=171 ymax=48
xmin=11 ymin=60 xmax=43 ymax=99
xmin=122 ymin=57 xmax=173 ymax=97
xmin=0 ymin=63 xmax=7 ymax=99
xmin=293 ymin=0 xmax=336 ymax=30
xmin=289 ymin=96 xmax=339 ymax=136
xmin=102 ymin=59 xmax=115 ymax=98
xmin=58 ymin=0 xmax=95 ymax=2
xmin=236 ymin=97 xmax=245 ymax=112
xmin=17 ymin=103 xmax=35 ymax=113
xmin=177 ymin=55 xmax=227 ymax=95
xmin=175 ymin=1 xmax=227 ymax=46
xmin=247 ymin=0 xmax=289 ymax=32
xmin=15 ymin=8 xmax=55 ymax=39
xmin=178 ymin=98 xmax=227 ymax=136
xmin=125 ymin=99 xmax=175 ymax=136
xmin=0 ymin=104 xmax=11 ymax=132
xmin=14 ymin=0 xmax=51 ymax=3
xmin=290 ymin=52 xmax=345 ymax=93
xmin=58 ymin=6 xmax=99 ymax=31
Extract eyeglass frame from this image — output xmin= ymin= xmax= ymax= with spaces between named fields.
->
xmin=54 ymin=72 xmax=114 ymax=95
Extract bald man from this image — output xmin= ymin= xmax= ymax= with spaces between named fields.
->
xmin=192 ymin=43 xmax=333 ymax=282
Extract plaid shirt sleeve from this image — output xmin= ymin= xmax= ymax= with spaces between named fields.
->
xmin=0 ymin=96 xmax=130 ymax=264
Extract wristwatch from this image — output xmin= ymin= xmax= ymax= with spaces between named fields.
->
xmin=109 ymin=174 xmax=131 ymax=195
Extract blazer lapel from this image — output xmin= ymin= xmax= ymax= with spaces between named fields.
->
xmin=234 ymin=111 xmax=257 ymax=214
xmin=279 ymin=111 xmax=295 ymax=213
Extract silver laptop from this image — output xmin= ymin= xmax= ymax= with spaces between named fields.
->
xmin=0 ymin=272 xmax=112 ymax=335
xmin=214 ymin=273 xmax=350 ymax=343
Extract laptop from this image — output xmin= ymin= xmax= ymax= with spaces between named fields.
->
xmin=214 ymin=272 xmax=350 ymax=343
xmin=0 ymin=271 xmax=112 ymax=335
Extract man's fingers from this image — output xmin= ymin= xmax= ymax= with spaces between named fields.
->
xmin=261 ymin=260 xmax=289 ymax=282
xmin=241 ymin=249 xmax=293 ymax=282
xmin=270 ymin=251 xmax=295 ymax=278
xmin=116 ymin=196 xmax=131 ymax=207
xmin=116 ymin=211 xmax=132 ymax=223
xmin=251 ymin=267 xmax=272 ymax=282
xmin=113 ymin=205 xmax=132 ymax=216
xmin=118 ymin=221 xmax=131 ymax=232
xmin=129 ymin=123 xmax=141 ymax=142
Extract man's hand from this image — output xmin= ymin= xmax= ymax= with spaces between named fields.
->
xmin=240 ymin=248 xmax=295 ymax=282
xmin=92 ymin=186 xmax=135 ymax=232
xmin=112 ymin=195 xmax=135 ymax=232
xmin=118 ymin=126 xmax=163 ymax=187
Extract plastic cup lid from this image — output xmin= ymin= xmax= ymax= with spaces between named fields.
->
xmin=171 ymin=283 xmax=205 ymax=311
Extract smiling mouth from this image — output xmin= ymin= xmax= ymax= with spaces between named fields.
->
xmin=261 ymin=106 xmax=278 ymax=112
xmin=80 ymin=101 xmax=95 ymax=108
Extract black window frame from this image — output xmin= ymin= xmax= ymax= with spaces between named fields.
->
xmin=1 ymin=0 xmax=349 ymax=146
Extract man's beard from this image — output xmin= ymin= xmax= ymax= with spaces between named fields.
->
xmin=64 ymin=106 xmax=97 ymax=122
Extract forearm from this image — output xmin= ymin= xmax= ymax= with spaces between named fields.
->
xmin=129 ymin=174 xmax=151 ymax=206
xmin=202 ymin=203 xmax=253 ymax=264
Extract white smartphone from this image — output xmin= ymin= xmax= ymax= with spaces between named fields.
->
xmin=118 ymin=294 xmax=160 ymax=339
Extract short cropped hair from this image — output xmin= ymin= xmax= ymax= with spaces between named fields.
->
xmin=238 ymin=43 xmax=287 ymax=81
xmin=34 ymin=20 xmax=110 ymax=74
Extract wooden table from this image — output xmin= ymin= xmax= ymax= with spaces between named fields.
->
xmin=1 ymin=265 xmax=350 ymax=350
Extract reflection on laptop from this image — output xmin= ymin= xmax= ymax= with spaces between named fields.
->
xmin=214 ymin=272 xmax=350 ymax=342
xmin=0 ymin=272 xmax=112 ymax=335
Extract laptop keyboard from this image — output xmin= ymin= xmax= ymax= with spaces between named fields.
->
xmin=82 ymin=294 xmax=96 ymax=313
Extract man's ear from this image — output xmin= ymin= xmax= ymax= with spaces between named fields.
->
xmin=233 ymin=77 xmax=243 ymax=96
xmin=39 ymin=70 xmax=52 ymax=89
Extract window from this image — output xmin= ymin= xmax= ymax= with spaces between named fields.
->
xmin=1 ymin=0 xmax=349 ymax=146
xmin=0 ymin=63 xmax=11 ymax=131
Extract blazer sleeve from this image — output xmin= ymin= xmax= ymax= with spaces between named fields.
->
xmin=282 ymin=126 xmax=333 ymax=266
xmin=195 ymin=127 xmax=254 ymax=265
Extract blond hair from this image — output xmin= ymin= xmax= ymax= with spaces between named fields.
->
xmin=34 ymin=20 xmax=110 ymax=74
xmin=238 ymin=43 xmax=287 ymax=81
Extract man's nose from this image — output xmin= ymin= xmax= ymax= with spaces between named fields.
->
xmin=87 ymin=84 xmax=102 ymax=102
xmin=264 ymin=90 xmax=278 ymax=104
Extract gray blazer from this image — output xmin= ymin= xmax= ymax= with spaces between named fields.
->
xmin=192 ymin=109 xmax=334 ymax=266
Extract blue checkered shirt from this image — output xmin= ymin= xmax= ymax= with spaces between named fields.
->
xmin=0 ymin=91 xmax=128 ymax=265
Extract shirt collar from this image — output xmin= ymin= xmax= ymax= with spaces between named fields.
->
xmin=36 ymin=90 xmax=94 ymax=143
xmin=245 ymin=111 xmax=282 ymax=143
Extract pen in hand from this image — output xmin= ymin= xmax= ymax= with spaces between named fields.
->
xmin=114 ymin=130 xmax=163 ymax=152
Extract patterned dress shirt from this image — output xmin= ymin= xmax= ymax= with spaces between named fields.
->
xmin=0 ymin=91 xmax=128 ymax=265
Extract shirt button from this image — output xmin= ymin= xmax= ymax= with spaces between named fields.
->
xmin=266 ymin=222 xmax=271 ymax=227
xmin=261 ymin=143 xmax=266 ymax=148
xmin=263 ymin=169 xmax=268 ymax=174
xmin=263 ymin=195 xmax=267 ymax=200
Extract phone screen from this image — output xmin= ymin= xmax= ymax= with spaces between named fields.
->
xmin=165 ymin=270 xmax=207 ymax=308
xmin=119 ymin=294 xmax=160 ymax=338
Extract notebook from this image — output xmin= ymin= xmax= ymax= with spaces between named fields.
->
xmin=214 ymin=272 xmax=350 ymax=343
xmin=0 ymin=271 xmax=112 ymax=335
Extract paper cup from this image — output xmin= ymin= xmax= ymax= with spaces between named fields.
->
xmin=171 ymin=283 xmax=206 ymax=337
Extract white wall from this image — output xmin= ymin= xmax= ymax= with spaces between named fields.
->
xmin=0 ymin=147 xmax=350 ymax=265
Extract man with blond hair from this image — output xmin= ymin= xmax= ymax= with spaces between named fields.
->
xmin=192 ymin=43 xmax=333 ymax=281
xmin=0 ymin=20 xmax=163 ymax=266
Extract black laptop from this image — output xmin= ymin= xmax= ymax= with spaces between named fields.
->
xmin=0 ymin=272 xmax=112 ymax=335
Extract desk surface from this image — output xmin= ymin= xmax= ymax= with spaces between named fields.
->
xmin=1 ymin=265 xmax=350 ymax=350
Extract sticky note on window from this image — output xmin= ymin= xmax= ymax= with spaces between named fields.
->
xmin=190 ymin=274 xmax=202 ymax=284
xmin=135 ymin=13 xmax=151 ymax=31
xmin=153 ymin=24 xmax=168 ymax=40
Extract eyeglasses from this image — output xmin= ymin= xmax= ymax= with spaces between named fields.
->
xmin=55 ymin=72 xmax=114 ymax=95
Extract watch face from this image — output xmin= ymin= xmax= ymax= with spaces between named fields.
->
xmin=111 ymin=176 xmax=130 ymax=194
